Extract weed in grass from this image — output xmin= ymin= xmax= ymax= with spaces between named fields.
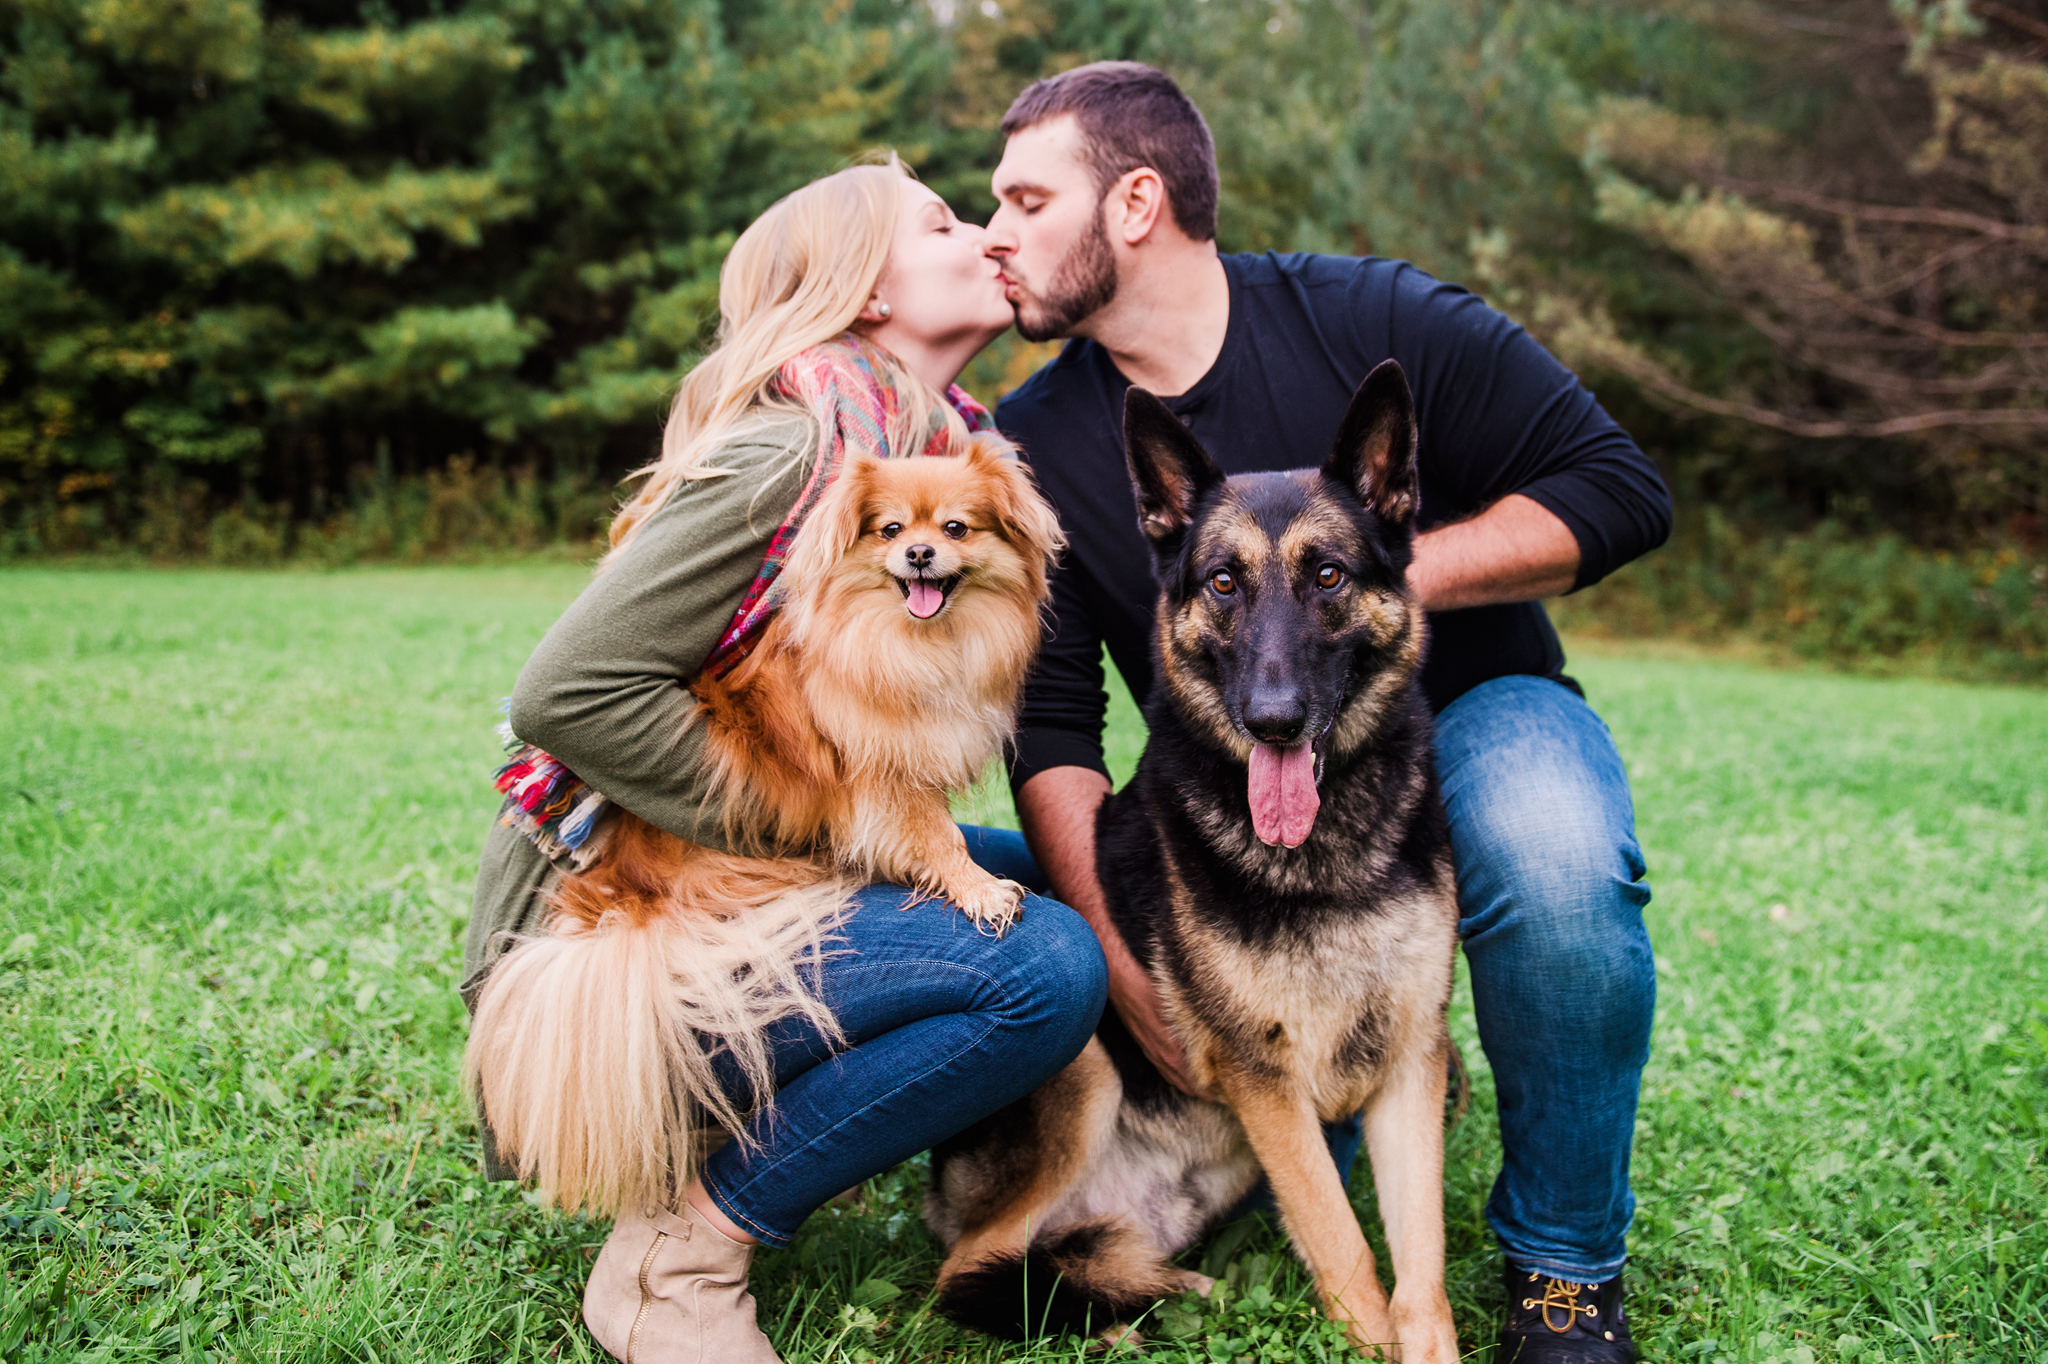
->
xmin=1 ymin=568 xmax=2043 ymax=1362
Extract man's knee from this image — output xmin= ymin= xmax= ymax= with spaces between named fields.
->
xmin=1437 ymin=676 xmax=1648 ymax=940
xmin=1458 ymin=795 xmax=1650 ymax=962
xmin=1036 ymin=894 xmax=1111 ymax=1016
xmin=1438 ymin=677 xmax=1654 ymax=1048
xmin=1456 ymin=795 xmax=1649 ymax=939
xmin=1458 ymin=811 xmax=1654 ymax=1074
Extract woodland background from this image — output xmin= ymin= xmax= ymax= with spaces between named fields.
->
xmin=4 ymin=6 xmax=2046 ymax=1357
xmin=2 ymin=0 xmax=2045 ymax=678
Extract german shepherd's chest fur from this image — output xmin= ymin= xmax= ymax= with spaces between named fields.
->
xmin=1101 ymin=695 xmax=1457 ymax=1126
xmin=927 ymin=364 xmax=1463 ymax=1361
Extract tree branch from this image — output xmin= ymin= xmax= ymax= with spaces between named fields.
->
xmin=1736 ymin=306 xmax=2041 ymax=394
xmin=1720 ymin=178 xmax=2048 ymax=254
xmin=1604 ymin=346 xmax=2048 ymax=439
xmin=1803 ymin=356 xmax=2039 ymax=397
xmin=1849 ymin=235 xmax=1998 ymax=303
xmin=1812 ymin=280 xmax=2048 ymax=348
xmin=1977 ymin=0 xmax=2048 ymax=46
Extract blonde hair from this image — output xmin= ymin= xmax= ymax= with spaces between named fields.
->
xmin=603 ymin=154 xmax=971 ymax=565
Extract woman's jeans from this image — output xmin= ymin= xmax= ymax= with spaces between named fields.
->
xmin=698 ymin=830 xmax=1106 ymax=1247
xmin=1436 ymin=675 xmax=1655 ymax=1283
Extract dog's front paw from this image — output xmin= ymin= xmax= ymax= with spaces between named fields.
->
xmin=949 ymin=875 xmax=1026 ymax=935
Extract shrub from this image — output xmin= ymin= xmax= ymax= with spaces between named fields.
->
xmin=1555 ymin=515 xmax=2048 ymax=683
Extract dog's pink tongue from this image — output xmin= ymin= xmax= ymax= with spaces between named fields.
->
xmin=1248 ymin=742 xmax=1319 ymax=849
xmin=905 ymin=580 xmax=945 ymax=619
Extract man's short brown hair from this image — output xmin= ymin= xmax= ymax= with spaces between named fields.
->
xmin=1000 ymin=61 xmax=1218 ymax=242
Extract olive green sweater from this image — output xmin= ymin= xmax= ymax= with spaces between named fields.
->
xmin=461 ymin=413 xmax=816 ymax=1005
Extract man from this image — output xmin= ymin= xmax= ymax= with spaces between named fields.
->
xmin=982 ymin=62 xmax=1669 ymax=1364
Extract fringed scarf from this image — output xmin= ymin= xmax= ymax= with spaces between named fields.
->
xmin=494 ymin=335 xmax=995 ymax=868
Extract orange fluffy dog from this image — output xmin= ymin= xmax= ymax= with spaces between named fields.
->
xmin=465 ymin=435 xmax=1064 ymax=1219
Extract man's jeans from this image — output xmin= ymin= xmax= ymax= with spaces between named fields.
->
xmin=1436 ymin=674 xmax=1655 ymax=1282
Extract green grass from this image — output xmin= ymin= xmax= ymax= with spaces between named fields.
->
xmin=2 ymin=566 xmax=2043 ymax=1363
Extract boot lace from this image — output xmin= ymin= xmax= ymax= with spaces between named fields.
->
xmin=1522 ymin=1275 xmax=1599 ymax=1334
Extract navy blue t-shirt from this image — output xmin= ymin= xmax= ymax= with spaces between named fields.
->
xmin=996 ymin=251 xmax=1672 ymax=793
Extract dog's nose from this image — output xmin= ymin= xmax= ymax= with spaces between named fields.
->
xmin=1244 ymin=689 xmax=1308 ymax=745
xmin=905 ymin=544 xmax=935 ymax=571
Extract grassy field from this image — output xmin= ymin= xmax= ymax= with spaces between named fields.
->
xmin=2 ymin=566 xmax=2043 ymax=1364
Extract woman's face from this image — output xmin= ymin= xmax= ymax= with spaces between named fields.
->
xmin=865 ymin=180 xmax=1013 ymax=367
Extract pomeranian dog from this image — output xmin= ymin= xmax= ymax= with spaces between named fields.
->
xmin=465 ymin=433 xmax=1065 ymax=1219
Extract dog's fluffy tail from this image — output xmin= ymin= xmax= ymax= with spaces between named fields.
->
xmin=463 ymin=878 xmax=849 ymax=1218
xmin=937 ymin=1220 xmax=1185 ymax=1340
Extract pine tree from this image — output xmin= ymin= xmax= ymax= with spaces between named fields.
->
xmin=0 ymin=0 xmax=956 ymax=552
xmin=1541 ymin=0 xmax=2048 ymax=531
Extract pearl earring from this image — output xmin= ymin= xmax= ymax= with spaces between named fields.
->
xmin=876 ymin=301 xmax=891 ymax=318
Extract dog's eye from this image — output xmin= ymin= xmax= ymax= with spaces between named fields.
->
xmin=943 ymin=520 xmax=968 ymax=540
xmin=1316 ymin=564 xmax=1345 ymax=590
xmin=879 ymin=522 xmax=903 ymax=540
xmin=1209 ymin=570 xmax=1236 ymax=596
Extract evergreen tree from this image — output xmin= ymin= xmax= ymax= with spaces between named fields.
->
xmin=1546 ymin=0 xmax=2048 ymax=531
xmin=0 ymin=0 xmax=954 ymax=552
xmin=5 ymin=0 xmax=2034 ymax=555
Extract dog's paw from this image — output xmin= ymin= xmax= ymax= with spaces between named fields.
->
xmin=1088 ymin=1324 xmax=1145 ymax=1353
xmin=950 ymin=876 xmax=1026 ymax=935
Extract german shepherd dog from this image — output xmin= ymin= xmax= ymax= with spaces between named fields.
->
xmin=925 ymin=362 xmax=1461 ymax=1362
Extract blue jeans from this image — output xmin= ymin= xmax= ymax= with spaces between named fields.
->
xmin=698 ymin=829 xmax=1107 ymax=1247
xmin=1436 ymin=675 xmax=1655 ymax=1283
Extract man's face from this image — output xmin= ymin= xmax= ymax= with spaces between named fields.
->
xmin=986 ymin=116 xmax=1119 ymax=342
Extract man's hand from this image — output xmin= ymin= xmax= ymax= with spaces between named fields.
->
xmin=1103 ymin=946 xmax=1213 ymax=1100
xmin=1016 ymin=766 xmax=1217 ymax=1101
xmin=1409 ymin=492 xmax=1580 ymax=611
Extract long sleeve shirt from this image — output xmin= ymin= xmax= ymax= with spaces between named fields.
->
xmin=994 ymin=252 xmax=1673 ymax=794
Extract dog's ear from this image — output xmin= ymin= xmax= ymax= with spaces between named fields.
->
xmin=1123 ymin=388 xmax=1222 ymax=545
xmin=1322 ymin=359 xmax=1418 ymax=527
xmin=966 ymin=434 xmax=1066 ymax=572
xmin=781 ymin=453 xmax=875 ymax=591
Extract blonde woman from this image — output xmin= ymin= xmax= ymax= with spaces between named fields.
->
xmin=461 ymin=160 xmax=1107 ymax=1363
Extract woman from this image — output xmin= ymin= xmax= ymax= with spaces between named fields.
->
xmin=461 ymin=159 xmax=1108 ymax=1363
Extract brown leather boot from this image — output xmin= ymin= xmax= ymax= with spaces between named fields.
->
xmin=582 ymin=1202 xmax=782 ymax=1364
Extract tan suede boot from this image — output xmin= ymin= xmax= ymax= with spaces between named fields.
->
xmin=582 ymin=1202 xmax=781 ymax=1364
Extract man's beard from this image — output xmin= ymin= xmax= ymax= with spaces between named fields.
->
xmin=1014 ymin=208 xmax=1118 ymax=342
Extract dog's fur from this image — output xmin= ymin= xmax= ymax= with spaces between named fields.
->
xmin=925 ymin=363 xmax=1461 ymax=1362
xmin=466 ymin=433 xmax=1065 ymax=1220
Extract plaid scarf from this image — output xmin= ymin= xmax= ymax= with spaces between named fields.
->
xmin=494 ymin=334 xmax=993 ymax=866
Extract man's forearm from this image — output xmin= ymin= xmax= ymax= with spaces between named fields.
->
xmin=1409 ymin=492 xmax=1580 ymax=611
xmin=1014 ymin=767 xmax=1156 ymax=1039
xmin=1016 ymin=765 xmax=1117 ymax=942
xmin=1017 ymin=765 xmax=1211 ymax=1097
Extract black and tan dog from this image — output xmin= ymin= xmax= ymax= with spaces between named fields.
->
xmin=924 ymin=361 xmax=1461 ymax=1362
